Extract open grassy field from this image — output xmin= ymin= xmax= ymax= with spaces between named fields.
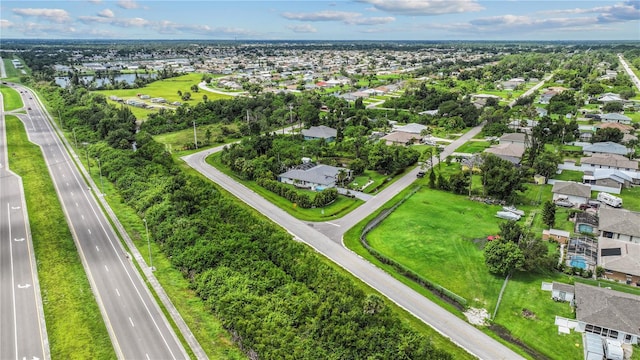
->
xmin=552 ymin=170 xmax=583 ymax=182
xmin=153 ymin=123 xmax=240 ymax=151
xmin=2 ymin=58 xmax=28 ymax=82
xmin=94 ymin=73 xmax=232 ymax=120
xmin=6 ymin=115 xmax=115 ymax=359
xmin=455 ymin=140 xmax=492 ymax=153
xmin=619 ymin=186 xmax=640 ymax=212
xmin=363 ymin=187 xmax=586 ymax=359
xmin=0 ymin=84 xmax=24 ymax=110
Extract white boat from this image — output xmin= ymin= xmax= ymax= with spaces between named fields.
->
xmin=496 ymin=211 xmax=521 ymax=221
xmin=502 ymin=205 xmax=525 ymax=216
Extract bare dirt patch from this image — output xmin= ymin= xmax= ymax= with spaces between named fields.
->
xmin=463 ymin=307 xmax=489 ymax=326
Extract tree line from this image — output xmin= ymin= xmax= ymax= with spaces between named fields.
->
xmin=34 ymin=82 xmax=454 ymax=359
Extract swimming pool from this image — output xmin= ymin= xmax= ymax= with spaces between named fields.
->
xmin=570 ymin=255 xmax=587 ymax=270
xmin=578 ymin=224 xmax=594 ymax=234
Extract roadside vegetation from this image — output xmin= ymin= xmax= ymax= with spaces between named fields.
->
xmin=0 ymin=84 xmax=24 ymax=110
xmin=6 ymin=115 xmax=115 ymax=359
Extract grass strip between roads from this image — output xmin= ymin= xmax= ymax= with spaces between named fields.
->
xmin=0 ymin=85 xmax=24 ymax=111
xmin=6 ymin=115 xmax=115 ymax=359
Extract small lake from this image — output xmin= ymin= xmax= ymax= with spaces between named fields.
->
xmin=55 ymin=73 xmax=157 ymax=88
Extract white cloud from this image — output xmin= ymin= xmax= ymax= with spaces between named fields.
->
xmin=117 ymin=0 xmax=139 ymax=10
xmin=12 ymin=8 xmax=72 ymax=23
xmin=78 ymin=15 xmax=149 ymax=27
xmin=154 ymin=20 xmax=255 ymax=37
xmin=282 ymin=10 xmax=395 ymax=26
xmin=355 ymin=0 xmax=483 ymax=15
xmin=287 ymin=24 xmax=317 ymax=33
xmin=1 ymin=19 xmax=14 ymax=28
xmin=97 ymin=9 xmax=115 ymax=18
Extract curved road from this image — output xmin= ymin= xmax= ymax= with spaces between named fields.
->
xmin=0 ymin=87 xmax=50 ymax=360
xmin=183 ymin=146 xmax=523 ymax=360
xmin=13 ymin=84 xmax=188 ymax=360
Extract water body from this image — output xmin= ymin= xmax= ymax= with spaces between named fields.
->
xmin=54 ymin=73 xmax=156 ymax=88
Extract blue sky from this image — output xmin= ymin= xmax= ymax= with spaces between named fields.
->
xmin=1 ymin=0 xmax=639 ymax=40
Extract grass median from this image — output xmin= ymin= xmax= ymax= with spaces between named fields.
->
xmin=6 ymin=115 xmax=115 ymax=359
xmin=1 ymin=85 xmax=24 ymax=110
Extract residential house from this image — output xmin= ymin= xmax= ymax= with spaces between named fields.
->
xmin=597 ymin=93 xmax=623 ymax=104
xmin=598 ymin=207 xmax=640 ymax=283
xmin=301 ymin=125 xmax=337 ymax=142
xmin=536 ymin=107 xmax=548 ymax=117
xmin=600 ymin=113 xmax=632 ymax=125
xmin=573 ymin=283 xmax=640 ymax=344
xmin=551 ymin=282 xmax=575 ymax=302
xmin=583 ymin=169 xmax=637 ymax=193
xmin=501 ymin=77 xmax=525 ymax=90
xmin=508 ymin=119 xmax=537 ymax=134
xmin=278 ymin=163 xmax=349 ymax=190
xmin=380 ymin=131 xmax=420 ymax=146
xmin=575 ymin=212 xmax=598 ymax=235
xmin=551 ymin=181 xmax=591 ymax=206
xmin=499 ymin=132 xmax=527 ymax=146
xmin=394 ymin=123 xmax=429 ymax=134
xmin=542 ymin=229 xmax=571 ymax=244
xmin=484 ymin=143 xmax=525 ymax=164
xmin=582 ymin=142 xmax=631 ymax=156
xmin=581 ymin=153 xmax=639 ymax=173
xmin=595 ymin=122 xmax=633 ymax=134
xmin=539 ymin=91 xmax=556 ymax=104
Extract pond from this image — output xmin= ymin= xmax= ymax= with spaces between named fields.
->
xmin=54 ymin=73 xmax=156 ymax=88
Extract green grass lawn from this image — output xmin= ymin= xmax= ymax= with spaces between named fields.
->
xmin=553 ymin=170 xmax=583 ymax=182
xmin=359 ymin=186 xmax=586 ymax=359
xmin=455 ymin=141 xmax=492 ymax=153
xmin=94 ymin=73 xmax=232 ymax=120
xmin=0 ymin=84 xmax=24 ymax=110
xmin=619 ymin=186 xmax=640 ymax=212
xmin=205 ymin=152 xmax=363 ymax=221
xmin=366 ymin=188 xmax=505 ymax=310
xmin=153 ymin=123 xmax=240 ymax=151
xmin=6 ymin=115 xmax=115 ymax=359
xmin=3 ymin=58 xmax=27 ymax=82
xmin=349 ymin=170 xmax=389 ymax=194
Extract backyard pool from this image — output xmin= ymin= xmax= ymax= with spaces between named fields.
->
xmin=569 ymin=255 xmax=587 ymax=270
xmin=578 ymin=224 xmax=594 ymax=233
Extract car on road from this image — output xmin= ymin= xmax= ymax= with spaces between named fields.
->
xmin=417 ymin=171 xmax=426 ymax=178
xmin=28 ymin=107 xmax=32 ymax=110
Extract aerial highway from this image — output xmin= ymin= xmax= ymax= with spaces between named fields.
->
xmin=11 ymin=83 xmax=188 ymax=360
xmin=183 ymin=145 xmax=524 ymax=360
xmin=0 ymin=88 xmax=50 ymax=360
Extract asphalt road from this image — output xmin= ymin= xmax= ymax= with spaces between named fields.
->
xmin=0 ymin=89 xmax=50 ymax=360
xmin=618 ymin=54 xmax=640 ymax=93
xmin=12 ymin=84 xmax=188 ymax=360
xmin=182 ymin=146 xmax=524 ymax=360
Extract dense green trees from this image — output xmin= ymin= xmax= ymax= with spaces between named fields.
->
xmin=35 ymin=82 xmax=453 ymax=360
xmin=480 ymin=154 xmax=525 ymax=202
xmin=542 ymin=201 xmax=556 ymax=228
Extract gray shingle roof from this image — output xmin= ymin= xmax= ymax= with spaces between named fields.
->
xmin=301 ymin=125 xmax=337 ymax=139
xmin=279 ymin=164 xmax=343 ymax=186
xmin=583 ymin=142 xmax=630 ymax=156
xmin=600 ymin=113 xmax=631 ymax=121
xmin=574 ymin=282 xmax=640 ymax=336
xmin=599 ymin=208 xmax=640 ymax=238
xmin=551 ymin=181 xmax=591 ymax=198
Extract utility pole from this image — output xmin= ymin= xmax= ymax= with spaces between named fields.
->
xmin=288 ymin=104 xmax=293 ymax=135
xmin=193 ymin=121 xmax=198 ymax=149
xmin=72 ymin=128 xmax=78 ymax=149
xmin=143 ymin=218 xmax=154 ymax=271
xmin=96 ymin=157 xmax=104 ymax=196
xmin=58 ymin=109 xmax=63 ymax=129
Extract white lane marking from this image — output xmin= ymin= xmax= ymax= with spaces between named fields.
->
xmin=104 ymin=265 xmax=109 ymax=272
xmin=129 ymin=317 xmax=135 ymax=327
xmin=14 ymin=238 xmax=25 ymax=242
xmin=87 ymin=229 xmax=91 ymax=235
xmin=81 ymin=215 xmax=84 ymax=220
xmin=66 ymin=182 xmax=69 ymax=186
xmin=75 ymin=202 xmax=79 ymax=207
xmin=325 ymin=222 xmax=341 ymax=227
xmin=71 ymin=192 xmax=74 ymax=196
xmin=11 ymin=206 xmax=20 ymax=210
xmin=146 ymin=354 xmax=151 ymax=360
xmin=17 ymin=283 xmax=32 ymax=289
xmin=115 ymin=288 xmax=120 ymax=297
xmin=8 ymin=203 xmax=18 ymax=354
xmin=96 ymin=246 xmax=100 ymax=252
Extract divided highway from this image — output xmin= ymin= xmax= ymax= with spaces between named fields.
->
xmin=12 ymin=84 xmax=188 ymax=360
xmin=0 ymin=90 xmax=49 ymax=360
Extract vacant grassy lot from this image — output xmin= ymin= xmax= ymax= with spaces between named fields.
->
xmin=94 ymin=73 xmax=232 ymax=119
xmin=455 ymin=140 xmax=492 ymax=153
xmin=6 ymin=115 xmax=115 ymax=359
xmin=153 ymin=123 xmax=240 ymax=151
xmin=553 ymin=170 xmax=583 ymax=182
xmin=619 ymin=186 xmax=640 ymax=212
xmin=0 ymin=84 xmax=24 ymax=110
xmin=364 ymin=187 xmax=585 ymax=359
